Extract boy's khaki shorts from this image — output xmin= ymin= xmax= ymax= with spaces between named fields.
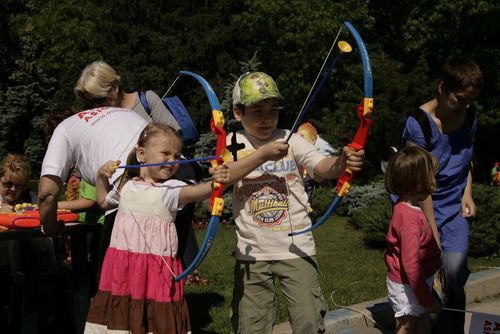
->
xmin=231 ymin=256 xmax=326 ymax=334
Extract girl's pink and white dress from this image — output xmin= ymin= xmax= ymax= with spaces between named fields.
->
xmin=85 ymin=179 xmax=191 ymax=334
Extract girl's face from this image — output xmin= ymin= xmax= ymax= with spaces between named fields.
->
xmin=137 ymin=134 xmax=183 ymax=183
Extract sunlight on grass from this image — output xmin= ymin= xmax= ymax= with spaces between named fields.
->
xmin=315 ymin=217 xmax=387 ymax=309
xmin=186 ymin=216 xmax=500 ymax=333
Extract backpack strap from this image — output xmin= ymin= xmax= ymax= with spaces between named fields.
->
xmin=227 ymin=130 xmax=245 ymax=162
xmin=407 ymin=108 xmax=432 ymax=149
xmin=381 ymin=108 xmax=433 ymax=173
xmin=138 ymin=91 xmax=152 ymax=116
xmin=385 ymin=109 xmax=431 ymax=156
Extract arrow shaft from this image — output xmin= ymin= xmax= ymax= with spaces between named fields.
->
xmin=117 ymin=155 xmax=220 ymax=169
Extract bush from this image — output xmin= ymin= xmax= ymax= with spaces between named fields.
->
xmin=469 ymin=184 xmax=500 ymax=257
xmin=309 ymin=184 xmax=336 ymax=214
xmin=350 ymin=192 xmax=393 ymax=248
xmin=340 ymin=179 xmax=386 ymax=216
xmin=310 ymin=179 xmax=387 ymax=217
xmin=309 ymin=180 xmax=391 ymax=248
xmin=345 ymin=182 xmax=500 ymax=254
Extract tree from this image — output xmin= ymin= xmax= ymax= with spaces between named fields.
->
xmin=2 ymin=0 xmax=499 ymax=182
xmin=0 ymin=21 xmax=56 ymax=173
xmin=368 ymin=0 xmax=500 ymax=181
xmin=29 ymin=0 xmax=105 ymax=107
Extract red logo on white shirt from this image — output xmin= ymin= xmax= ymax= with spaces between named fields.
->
xmin=77 ymin=107 xmax=108 ymax=123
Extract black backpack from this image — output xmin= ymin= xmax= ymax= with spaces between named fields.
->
xmin=380 ymin=108 xmax=432 ymax=173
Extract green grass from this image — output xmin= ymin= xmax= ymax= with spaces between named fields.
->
xmin=185 ymin=216 xmax=500 ymax=333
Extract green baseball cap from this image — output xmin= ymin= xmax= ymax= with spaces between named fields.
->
xmin=232 ymin=72 xmax=282 ymax=106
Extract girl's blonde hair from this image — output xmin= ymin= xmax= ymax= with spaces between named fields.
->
xmin=0 ymin=154 xmax=31 ymax=186
xmin=117 ymin=123 xmax=182 ymax=191
xmin=74 ymin=61 xmax=121 ymax=104
xmin=385 ymin=146 xmax=438 ymax=198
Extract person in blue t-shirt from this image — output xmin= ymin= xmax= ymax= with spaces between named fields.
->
xmin=400 ymin=57 xmax=483 ymax=334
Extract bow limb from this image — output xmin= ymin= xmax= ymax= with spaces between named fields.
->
xmin=174 ymin=70 xmax=227 ymax=282
xmin=285 ymin=34 xmax=352 ymax=143
xmin=289 ymin=20 xmax=373 ymax=237
xmin=336 ymin=21 xmax=373 ymax=196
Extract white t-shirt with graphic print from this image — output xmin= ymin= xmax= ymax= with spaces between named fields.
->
xmin=227 ymin=129 xmax=325 ymax=261
xmin=41 ymin=107 xmax=149 ymax=186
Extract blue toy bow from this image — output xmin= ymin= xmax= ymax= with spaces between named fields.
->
xmin=289 ymin=20 xmax=374 ymax=236
xmin=173 ymin=71 xmax=229 ymax=281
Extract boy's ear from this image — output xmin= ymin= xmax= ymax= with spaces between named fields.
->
xmin=233 ymin=105 xmax=243 ymax=121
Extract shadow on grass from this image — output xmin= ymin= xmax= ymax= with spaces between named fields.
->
xmin=186 ymin=292 xmax=225 ymax=334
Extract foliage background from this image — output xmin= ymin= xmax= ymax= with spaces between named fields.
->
xmin=1 ymin=0 xmax=499 ymax=179
xmin=2 ymin=2 xmax=500 ymax=331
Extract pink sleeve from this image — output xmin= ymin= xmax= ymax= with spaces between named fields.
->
xmin=399 ymin=219 xmax=435 ymax=307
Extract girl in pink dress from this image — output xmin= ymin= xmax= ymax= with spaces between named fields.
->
xmin=85 ymin=123 xmax=229 ymax=334
xmin=384 ymin=146 xmax=442 ymax=334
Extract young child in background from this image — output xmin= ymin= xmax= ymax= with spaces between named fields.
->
xmin=384 ymin=146 xmax=442 ymax=334
xmin=58 ymin=171 xmax=104 ymax=294
xmin=59 ymin=170 xmax=104 ymax=225
xmin=225 ymin=72 xmax=365 ymax=333
xmin=84 ymin=123 xmax=230 ymax=333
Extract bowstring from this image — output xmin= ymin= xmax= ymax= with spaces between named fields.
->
xmin=282 ymin=158 xmax=295 ymax=239
xmin=329 ymin=290 xmax=486 ymax=333
xmin=115 ymin=74 xmax=182 ymax=161
xmin=162 ymin=75 xmax=181 ymax=99
xmin=285 ymin=25 xmax=343 ymax=236
xmin=330 ymin=290 xmax=385 ymax=331
xmin=111 ymin=76 xmax=186 ymax=279
xmin=121 ymin=186 xmax=178 ymax=279
xmin=286 ymin=25 xmax=343 ymax=140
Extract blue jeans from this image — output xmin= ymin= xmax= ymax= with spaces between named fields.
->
xmin=433 ymin=252 xmax=470 ymax=334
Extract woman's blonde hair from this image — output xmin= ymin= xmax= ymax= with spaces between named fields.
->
xmin=74 ymin=60 xmax=121 ymax=103
xmin=0 ymin=154 xmax=31 ymax=186
xmin=117 ymin=123 xmax=182 ymax=191
xmin=385 ymin=146 xmax=438 ymax=198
